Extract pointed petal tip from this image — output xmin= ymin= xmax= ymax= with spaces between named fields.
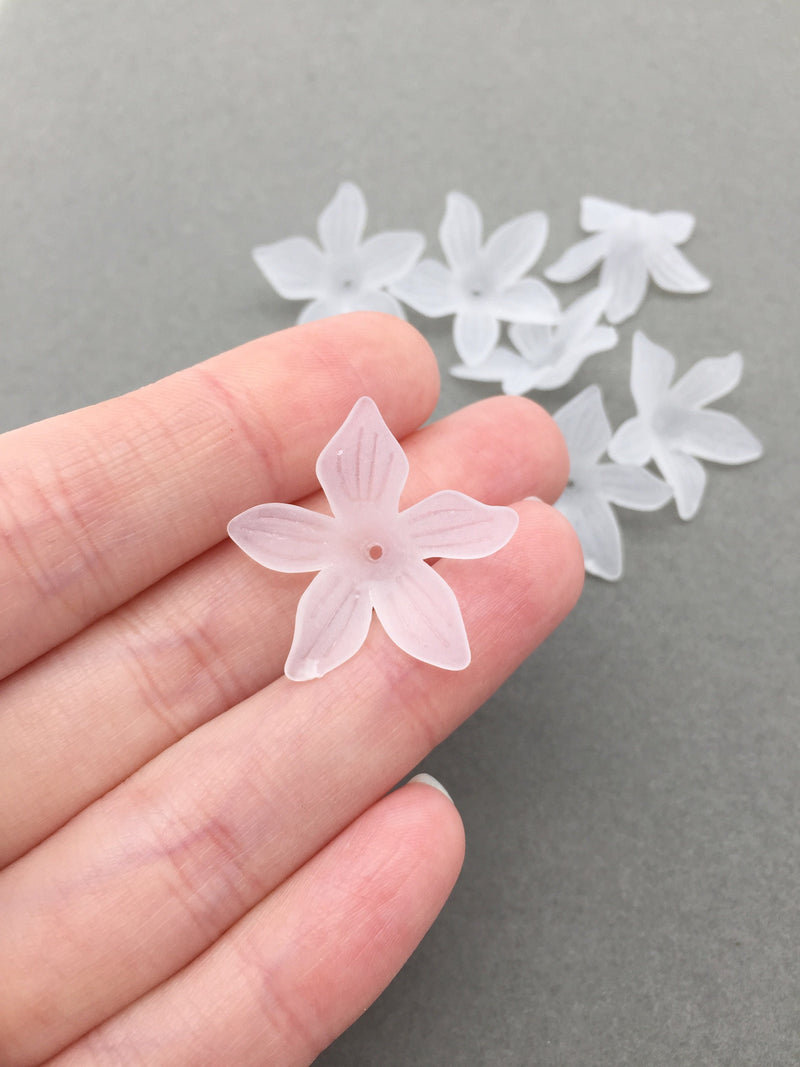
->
xmin=336 ymin=179 xmax=363 ymax=196
xmin=445 ymin=189 xmax=477 ymax=211
xmin=284 ymin=658 xmax=322 ymax=682
xmin=351 ymin=394 xmax=380 ymax=415
xmin=585 ymin=559 xmax=623 ymax=582
xmin=676 ymin=498 xmax=701 ymax=521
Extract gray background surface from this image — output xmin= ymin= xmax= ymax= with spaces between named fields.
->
xmin=1 ymin=1 xmax=798 ymax=1064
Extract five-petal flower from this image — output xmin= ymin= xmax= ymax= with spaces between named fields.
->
xmin=451 ymin=286 xmax=619 ymax=394
xmin=608 ymin=332 xmax=763 ymax=520
xmin=228 ymin=397 xmax=519 ymax=680
xmin=545 ymin=197 xmax=711 ymax=324
xmin=552 ymin=385 xmax=673 ymax=581
xmin=252 ymin=182 xmax=425 ymax=323
xmin=391 ymin=191 xmax=560 ymax=365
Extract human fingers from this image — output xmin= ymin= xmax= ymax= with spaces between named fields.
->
xmin=0 ymin=502 xmax=582 ymax=1063
xmin=47 ymin=778 xmax=463 ymax=1067
xmin=0 ymin=313 xmax=438 ymax=679
xmin=0 ymin=395 xmax=567 ymax=866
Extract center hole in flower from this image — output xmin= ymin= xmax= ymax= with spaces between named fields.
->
xmin=367 ymin=543 xmax=383 ymax=561
xmin=470 ymin=286 xmax=483 ymax=298
xmin=341 ymin=278 xmax=353 ymax=289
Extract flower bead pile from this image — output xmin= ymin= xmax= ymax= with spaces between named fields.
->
xmin=251 ymin=183 xmax=763 ymax=589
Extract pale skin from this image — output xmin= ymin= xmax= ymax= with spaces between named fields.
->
xmin=0 ymin=313 xmax=583 ymax=1066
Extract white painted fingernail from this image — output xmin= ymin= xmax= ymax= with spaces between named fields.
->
xmin=409 ymin=772 xmax=453 ymax=802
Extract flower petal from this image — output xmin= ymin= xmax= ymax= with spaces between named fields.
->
xmin=670 ymin=352 xmax=743 ymax=409
xmin=350 ymin=289 xmax=407 ymax=319
xmin=580 ymin=196 xmax=631 ymax=232
xmin=554 ymin=384 xmax=611 ymax=465
xmin=555 ymin=488 xmax=624 ymax=582
xmin=561 ymin=326 xmax=619 ymax=373
xmin=450 ymin=343 xmax=520 ymax=379
xmin=643 ymin=239 xmax=711 ymax=294
xmin=317 ymin=182 xmax=367 ymax=255
xmin=607 ymin=416 xmax=653 ymax=466
xmin=654 ymin=448 xmax=707 ymax=520
xmin=252 ymin=238 xmax=326 ymax=299
xmin=522 ymin=341 xmax=608 ymax=391
xmin=481 ymin=212 xmax=549 ymax=286
xmin=359 ymin=231 xmax=425 ymax=287
xmin=630 ymin=331 xmax=676 ymax=413
xmin=316 ymin=396 xmax=409 ymax=518
xmin=558 ymin=286 xmax=612 ymax=345
xmin=227 ymin=503 xmax=338 ymax=572
xmin=582 ymin=325 xmax=619 ymax=354
xmin=439 ymin=191 xmax=483 ymax=270
xmin=450 ymin=346 xmax=539 ymax=396
xmin=402 ymin=490 xmax=518 ymax=559
xmin=370 ymin=561 xmax=471 ymax=670
xmin=592 ymin=464 xmax=673 ymax=511
xmin=600 ymin=246 xmax=650 ymax=323
xmin=654 ymin=210 xmax=695 ymax=244
xmin=297 ymin=297 xmax=341 ymax=324
xmin=285 ymin=568 xmax=373 ymax=680
xmin=672 ymin=410 xmax=763 ymax=465
xmin=390 ymin=259 xmax=458 ymax=317
xmin=453 ymin=310 xmax=500 ymax=366
xmin=508 ymin=322 xmax=554 ymax=364
xmin=488 ymin=278 xmax=560 ymax=324
xmin=544 ymin=232 xmax=610 ymax=283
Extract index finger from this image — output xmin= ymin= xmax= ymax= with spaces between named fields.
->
xmin=0 ymin=313 xmax=438 ymax=679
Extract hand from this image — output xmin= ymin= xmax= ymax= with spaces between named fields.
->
xmin=0 ymin=313 xmax=582 ymax=1066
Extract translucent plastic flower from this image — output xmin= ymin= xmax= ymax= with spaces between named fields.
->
xmin=228 ymin=397 xmax=519 ymax=680
xmin=553 ymin=385 xmax=672 ymax=581
xmin=450 ymin=286 xmax=618 ymax=394
xmin=609 ymin=333 xmax=763 ymax=520
xmin=391 ymin=191 xmax=559 ymax=365
xmin=545 ymin=197 xmax=711 ymax=324
xmin=252 ymin=182 xmax=425 ymax=323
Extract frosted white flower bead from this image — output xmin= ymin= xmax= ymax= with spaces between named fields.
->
xmin=545 ymin=197 xmax=711 ymax=324
xmin=392 ymin=191 xmax=559 ymax=365
xmin=252 ymin=182 xmax=425 ymax=323
xmin=608 ymin=333 xmax=763 ymax=520
xmin=229 ymin=398 xmax=519 ymax=680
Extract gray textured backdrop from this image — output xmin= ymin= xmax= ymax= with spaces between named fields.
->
xmin=1 ymin=2 xmax=798 ymax=1064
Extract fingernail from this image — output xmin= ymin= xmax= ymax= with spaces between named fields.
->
xmin=526 ymin=495 xmax=543 ymax=503
xmin=409 ymin=772 xmax=453 ymax=802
